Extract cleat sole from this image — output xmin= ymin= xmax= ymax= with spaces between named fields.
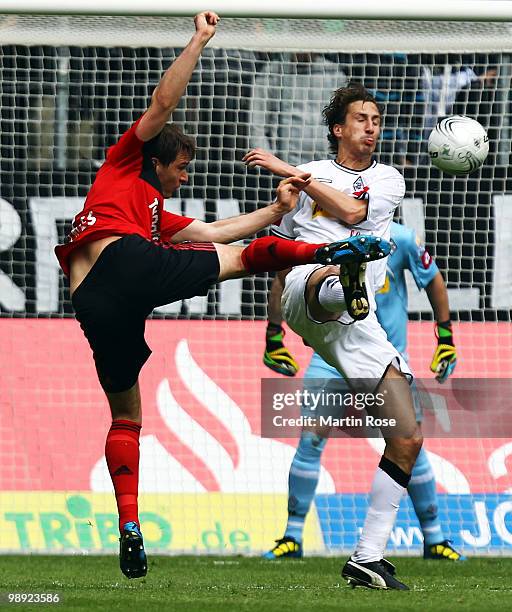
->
xmin=315 ymin=235 xmax=391 ymax=267
xmin=120 ymin=528 xmax=147 ymax=579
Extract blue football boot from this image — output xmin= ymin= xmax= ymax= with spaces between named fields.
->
xmin=315 ymin=235 xmax=391 ymax=321
xmin=315 ymin=235 xmax=391 ymax=267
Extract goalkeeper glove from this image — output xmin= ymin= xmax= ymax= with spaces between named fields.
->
xmin=263 ymin=323 xmax=299 ymax=377
xmin=430 ymin=320 xmax=457 ymax=383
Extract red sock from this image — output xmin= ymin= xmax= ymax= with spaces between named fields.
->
xmin=241 ymin=236 xmax=326 ymax=273
xmin=105 ymin=419 xmax=141 ymax=533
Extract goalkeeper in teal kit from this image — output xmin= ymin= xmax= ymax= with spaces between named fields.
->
xmin=263 ymin=221 xmax=462 ymax=561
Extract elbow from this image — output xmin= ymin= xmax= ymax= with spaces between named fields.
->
xmin=344 ymin=210 xmax=366 ymax=225
xmin=339 ymin=200 xmax=367 ymax=226
xmin=151 ymin=88 xmax=175 ymax=114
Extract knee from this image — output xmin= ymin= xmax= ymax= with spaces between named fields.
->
xmin=386 ymin=434 xmax=423 ymax=473
xmin=401 ymin=435 xmax=423 ymax=460
xmin=305 ymin=267 xmax=343 ymax=323
xmin=216 ymin=244 xmax=245 ymax=281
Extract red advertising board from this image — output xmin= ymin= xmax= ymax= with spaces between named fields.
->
xmin=1 ymin=319 xmax=511 ymax=495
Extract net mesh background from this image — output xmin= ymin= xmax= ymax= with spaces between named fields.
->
xmin=0 ymin=14 xmax=511 ymax=555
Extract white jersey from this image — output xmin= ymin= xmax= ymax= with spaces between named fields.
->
xmin=271 ymin=158 xmax=406 ymax=292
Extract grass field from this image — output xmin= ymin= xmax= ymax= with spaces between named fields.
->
xmin=1 ymin=556 xmax=510 ymax=611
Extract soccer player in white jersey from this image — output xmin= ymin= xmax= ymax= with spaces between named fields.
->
xmin=262 ymin=221 xmax=464 ymax=565
xmin=244 ymin=82 xmax=423 ymax=590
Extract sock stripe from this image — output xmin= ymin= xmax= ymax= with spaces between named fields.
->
xmin=111 ymin=422 xmax=141 ymax=433
xmin=289 ymin=466 xmax=320 ymax=479
xmin=409 ymin=471 xmax=435 ymax=485
xmin=314 ymin=275 xmax=337 ymax=303
xmin=287 ymin=520 xmax=305 ymax=527
xmin=422 ymin=525 xmax=443 ymax=533
xmin=110 ymin=424 xmax=141 ymax=432
xmin=112 ymin=419 xmax=141 ymax=425
xmin=379 ymin=456 xmax=410 ymax=488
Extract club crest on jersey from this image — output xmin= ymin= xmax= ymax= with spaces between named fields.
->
xmin=421 ymin=249 xmax=432 ymax=269
xmin=415 ymin=234 xmax=432 ymax=269
xmin=352 ymin=176 xmax=369 ymax=200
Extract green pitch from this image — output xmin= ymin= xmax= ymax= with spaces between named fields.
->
xmin=1 ymin=556 xmax=511 ymax=611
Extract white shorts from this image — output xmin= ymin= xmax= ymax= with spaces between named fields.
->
xmin=282 ymin=264 xmax=412 ymax=388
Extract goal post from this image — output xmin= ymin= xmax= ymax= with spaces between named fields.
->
xmin=0 ymin=4 xmax=512 ymax=556
xmin=2 ymin=0 xmax=512 ymax=20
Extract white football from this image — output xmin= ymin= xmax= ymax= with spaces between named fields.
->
xmin=428 ymin=115 xmax=489 ymax=176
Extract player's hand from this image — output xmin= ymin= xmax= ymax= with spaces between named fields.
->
xmin=194 ymin=11 xmax=219 ymax=44
xmin=264 ymin=346 xmax=300 ymax=376
xmin=243 ymin=148 xmax=298 ymax=177
xmin=264 ymin=326 xmax=300 ymax=376
xmin=274 ymin=174 xmax=311 ymax=214
xmin=430 ymin=322 xmax=457 ymax=383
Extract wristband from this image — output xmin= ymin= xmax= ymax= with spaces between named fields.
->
xmin=436 ymin=320 xmax=454 ymax=345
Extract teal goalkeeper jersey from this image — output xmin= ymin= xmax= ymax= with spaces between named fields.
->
xmin=375 ymin=221 xmax=439 ymax=355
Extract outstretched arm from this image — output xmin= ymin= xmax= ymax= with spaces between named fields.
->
xmin=243 ymin=148 xmax=366 ymax=225
xmin=171 ymin=174 xmax=311 ymax=243
xmin=135 ymin=11 xmax=219 ymax=142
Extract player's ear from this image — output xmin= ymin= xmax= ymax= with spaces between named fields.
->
xmin=333 ymin=124 xmax=343 ymax=138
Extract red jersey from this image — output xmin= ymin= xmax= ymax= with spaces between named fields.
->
xmin=55 ymin=116 xmax=194 ymax=276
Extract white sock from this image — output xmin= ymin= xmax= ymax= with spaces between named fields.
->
xmin=317 ymin=276 xmax=346 ymax=312
xmin=352 ymin=466 xmax=407 ymax=563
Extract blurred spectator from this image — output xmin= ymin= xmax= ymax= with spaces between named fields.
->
xmin=452 ymin=64 xmax=498 ymax=123
xmin=421 ymin=59 xmax=499 ymax=165
xmin=422 ymin=64 xmax=477 ymax=130
xmin=452 ymin=62 xmax=499 ymax=168
xmin=422 ymin=59 xmax=498 ymax=128
xmin=342 ymin=53 xmax=424 ymax=167
xmin=249 ymin=53 xmax=346 ymax=165
xmin=374 ymin=54 xmax=424 ymax=167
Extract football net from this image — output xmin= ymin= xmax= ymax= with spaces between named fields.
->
xmin=0 ymin=7 xmax=512 ymax=556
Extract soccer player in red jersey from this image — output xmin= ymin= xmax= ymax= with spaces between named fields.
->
xmin=54 ymin=11 xmax=363 ymax=579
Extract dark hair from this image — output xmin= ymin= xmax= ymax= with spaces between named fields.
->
xmin=322 ymin=81 xmax=383 ymax=154
xmin=146 ymin=123 xmax=196 ymax=165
